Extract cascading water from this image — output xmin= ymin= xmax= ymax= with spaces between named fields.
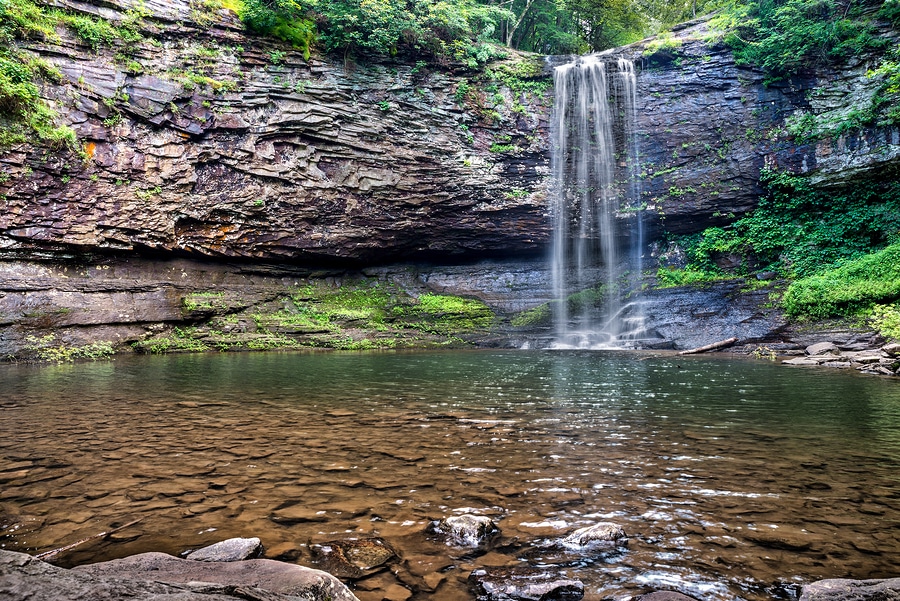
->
xmin=549 ymin=56 xmax=646 ymax=349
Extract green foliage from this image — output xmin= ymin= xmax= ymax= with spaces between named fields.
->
xmin=238 ymin=0 xmax=511 ymax=62
xmin=782 ymin=243 xmax=900 ymax=318
xmin=642 ymin=31 xmax=682 ymax=56
xmin=871 ymin=302 xmax=900 ymax=340
xmin=0 ymin=0 xmax=127 ymax=151
xmin=489 ymin=143 xmax=517 ymax=153
xmin=59 ymin=12 xmax=119 ymax=50
xmin=405 ymin=293 xmax=494 ymax=334
xmin=681 ymin=169 xmax=900 ymax=278
xmin=510 ymin=303 xmax=551 ymax=327
xmin=783 ymin=42 xmax=900 ymax=140
xmin=182 ymin=291 xmax=227 ymax=312
xmin=655 ymin=267 xmax=730 ymax=287
xmin=134 ymin=327 xmax=212 ymax=354
xmin=716 ymin=0 xmax=889 ymax=84
xmin=868 ymin=43 xmax=900 ymax=126
xmin=24 ymin=334 xmax=115 ymax=362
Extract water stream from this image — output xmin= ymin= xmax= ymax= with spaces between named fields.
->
xmin=550 ymin=56 xmax=646 ymax=349
xmin=2 ymin=351 xmax=899 ymax=600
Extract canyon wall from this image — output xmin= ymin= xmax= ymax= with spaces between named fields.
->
xmin=1 ymin=0 xmax=899 ymax=355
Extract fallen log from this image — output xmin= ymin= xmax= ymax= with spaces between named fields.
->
xmin=678 ymin=337 xmax=739 ymax=355
xmin=35 ymin=518 xmax=143 ymax=561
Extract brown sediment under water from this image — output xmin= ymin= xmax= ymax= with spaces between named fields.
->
xmin=1 ymin=350 xmax=899 ymax=600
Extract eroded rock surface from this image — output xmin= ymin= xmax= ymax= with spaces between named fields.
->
xmin=0 ymin=550 xmax=359 ymax=601
xmin=185 ymin=537 xmax=263 ymax=562
xmin=310 ymin=538 xmax=398 ymax=579
xmin=2 ymin=3 xmax=898 ymax=266
xmin=800 ymin=578 xmax=900 ymax=601
xmin=782 ymin=342 xmax=899 ymax=375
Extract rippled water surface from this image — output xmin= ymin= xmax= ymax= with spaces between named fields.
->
xmin=2 ymin=350 xmax=900 ymax=600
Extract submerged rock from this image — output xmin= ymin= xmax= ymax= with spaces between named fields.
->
xmin=310 ymin=537 xmax=398 ymax=579
xmin=800 ymin=577 xmax=900 ymax=601
xmin=184 ymin=537 xmax=263 ymax=562
xmin=561 ymin=522 xmax=626 ymax=548
xmin=468 ymin=566 xmax=584 ymax=601
xmin=429 ymin=514 xmax=499 ymax=547
xmin=0 ymin=550 xmax=359 ymax=601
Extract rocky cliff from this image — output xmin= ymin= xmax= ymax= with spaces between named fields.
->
xmin=2 ymin=1 xmax=899 ymax=357
xmin=1 ymin=0 xmax=550 ymax=264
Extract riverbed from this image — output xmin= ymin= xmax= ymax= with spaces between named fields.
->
xmin=1 ymin=350 xmax=898 ymax=600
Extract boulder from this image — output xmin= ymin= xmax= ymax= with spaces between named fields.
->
xmin=468 ymin=566 xmax=584 ymax=601
xmin=184 ymin=537 xmax=263 ymax=562
xmin=800 ymin=577 xmax=900 ymax=601
xmin=882 ymin=343 xmax=900 ymax=357
xmin=782 ymin=357 xmax=828 ymax=366
xmin=0 ymin=550 xmax=358 ymax=601
xmin=71 ymin=551 xmax=359 ymax=601
xmin=806 ymin=342 xmax=840 ymax=356
xmin=429 ymin=514 xmax=499 ymax=547
xmin=561 ymin=522 xmax=627 ymax=548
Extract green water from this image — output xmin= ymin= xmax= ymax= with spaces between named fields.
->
xmin=1 ymin=350 xmax=899 ymax=600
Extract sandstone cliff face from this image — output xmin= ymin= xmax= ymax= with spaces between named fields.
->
xmin=2 ymin=4 xmax=898 ymax=262
xmin=1 ymin=0 xmax=550 ymax=264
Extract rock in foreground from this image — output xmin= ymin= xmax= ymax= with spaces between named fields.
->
xmin=561 ymin=522 xmax=627 ymax=548
xmin=800 ymin=577 xmax=900 ymax=601
xmin=468 ymin=566 xmax=584 ymax=601
xmin=311 ymin=537 xmax=398 ymax=579
xmin=0 ymin=549 xmax=358 ymax=600
xmin=185 ymin=537 xmax=263 ymax=562
xmin=429 ymin=514 xmax=499 ymax=547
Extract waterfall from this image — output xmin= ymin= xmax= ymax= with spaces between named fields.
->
xmin=549 ymin=56 xmax=645 ymax=349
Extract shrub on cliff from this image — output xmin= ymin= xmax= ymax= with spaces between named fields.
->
xmin=679 ymin=169 xmax=900 ymax=279
xmin=782 ymin=243 xmax=900 ymax=318
xmin=0 ymin=0 xmax=78 ymax=150
xmin=237 ymin=0 xmax=512 ymax=63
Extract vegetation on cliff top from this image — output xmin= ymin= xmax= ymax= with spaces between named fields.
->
xmin=233 ymin=0 xmax=729 ymax=59
xmin=714 ymin=0 xmax=894 ymax=83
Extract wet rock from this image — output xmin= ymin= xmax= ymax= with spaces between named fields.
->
xmin=311 ymin=538 xmax=397 ymax=579
xmin=1 ymin=550 xmax=359 ymax=601
xmin=782 ymin=357 xmax=827 ymax=366
xmin=635 ymin=593 xmax=701 ymax=601
xmin=743 ymin=526 xmax=821 ymax=552
xmin=800 ymin=577 xmax=900 ymax=601
xmin=806 ymin=342 xmax=840 ymax=356
xmin=640 ymin=279 xmax=785 ymax=351
xmin=429 ymin=514 xmax=499 ymax=547
xmin=468 ymin=566 xmax=584 ymax=601
xmin=561 ymin=522 xmax=627 ymax=548
xmin=185 ymin=537 xmax=263 ymax=562
xmin=270 ymin=504 xmax=330 ymax=524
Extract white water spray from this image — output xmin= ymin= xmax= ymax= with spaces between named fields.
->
xmin=549 ymin=56 xmax=645 ymax=349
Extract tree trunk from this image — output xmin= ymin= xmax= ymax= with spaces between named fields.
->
xmin=678 ymin=337 xmax=739 ymax=355
xmin=506 ymin=0 xmax=535 ymax=46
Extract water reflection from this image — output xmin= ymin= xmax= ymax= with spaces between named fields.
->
xmin=1 ymin=350 xmax=899 ymax=601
